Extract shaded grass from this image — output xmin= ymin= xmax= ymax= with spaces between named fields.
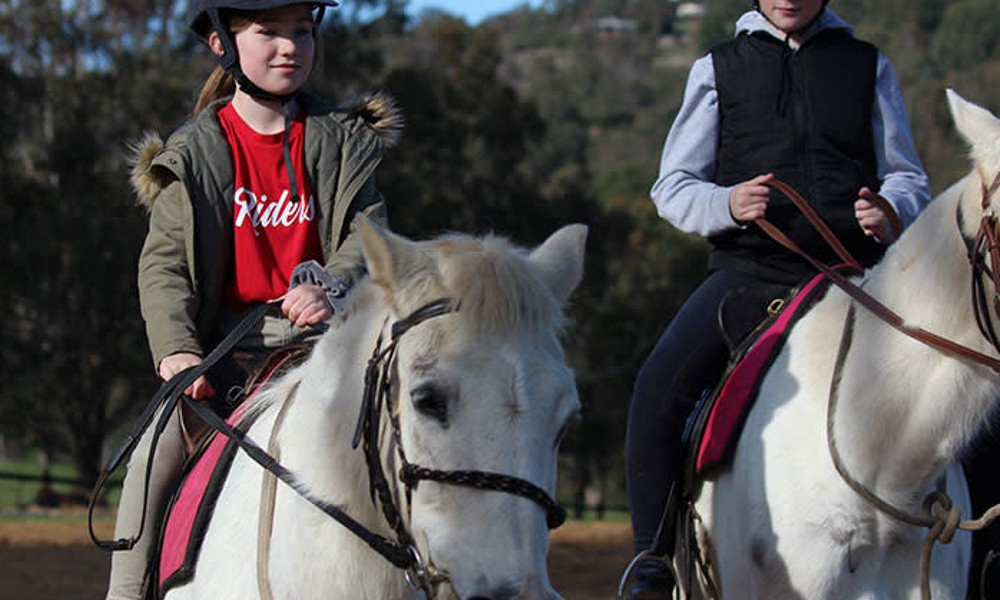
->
xmin=0 ymin=457 xmax=121 ymax=511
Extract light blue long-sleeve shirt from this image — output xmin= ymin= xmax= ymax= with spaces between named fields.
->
xmin=650 ymin=9 xmax=931 ymax=238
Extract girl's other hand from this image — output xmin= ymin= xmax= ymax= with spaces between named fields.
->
xmin=159 ymin=352 xmax=215 ymax=400
xmin=855 ymin=187 xmax=897 ymax=244
xmin=729 ymin=173 xmax=775 ymax=224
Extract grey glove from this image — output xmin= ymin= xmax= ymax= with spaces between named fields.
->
xmin=289 ymin=260 xmax=353 ymax=314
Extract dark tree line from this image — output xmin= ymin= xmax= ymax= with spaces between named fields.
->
xmin=1 ymin=0 xmax=997 ymax=504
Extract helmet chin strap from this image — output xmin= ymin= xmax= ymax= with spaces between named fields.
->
xmin=206 ymin=8 xmax=297 ymax=105
xmin=205 ymin=7 xmax=306 ymax=203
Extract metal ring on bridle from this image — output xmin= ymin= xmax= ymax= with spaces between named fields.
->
xmin=404 ymin=544 xmax=430 ymax=592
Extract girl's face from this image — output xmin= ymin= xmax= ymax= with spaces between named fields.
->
xmin=212 ymin=4 xmax=316 ymax=96
xmin=757 ymin=0 xmax=825 ymax=36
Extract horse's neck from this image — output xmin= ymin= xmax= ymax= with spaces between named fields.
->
xmin=233 ymin=288 xmax=417 ymax=597
xmin=832 ymin=180 xmax=1000 ymax=501
xmin=275 ymin=288 xmax=396 ymax=532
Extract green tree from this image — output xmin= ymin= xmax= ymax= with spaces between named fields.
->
xmin=931 ymin=0 xmax=1000 ymax=70
xmin=362 ymin=14 xmax=591 ymax=242
xmin=0 ymin=0 xmax=199 ymax=485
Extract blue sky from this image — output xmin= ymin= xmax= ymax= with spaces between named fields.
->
xmin=405 ymin=0 xmax=544 ymax=24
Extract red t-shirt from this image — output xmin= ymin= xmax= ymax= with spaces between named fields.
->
xmin=217 ymin=103 xmax=322 ymax=309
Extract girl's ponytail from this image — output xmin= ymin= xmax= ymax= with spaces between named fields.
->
xmin=193 ymin=65 xmax=235 ymax=115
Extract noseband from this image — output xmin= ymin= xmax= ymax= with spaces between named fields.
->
xmin=352 ymin=298 xmax=566 ymax=594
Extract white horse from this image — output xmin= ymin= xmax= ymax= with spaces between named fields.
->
xmin=163 ymin=218 xmax=587 ymax=600
xmin=679 ymin=90 xmax=1000 ymax=599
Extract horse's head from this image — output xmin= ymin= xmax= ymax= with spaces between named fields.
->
xmin=948 ymin=90 xmax=1000 ymax=351
xmin=947 ymin=89 xmax=1000 ymax=209
xmin=356 ymin=218 xmax=586 ymax=600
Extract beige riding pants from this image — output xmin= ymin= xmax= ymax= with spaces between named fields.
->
xmin=104 ymin=403 xmax=204 ymax=600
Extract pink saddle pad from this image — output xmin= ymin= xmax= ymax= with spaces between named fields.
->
xmin=158 ymin=402 xmax=247 ymax=591
xmin=693 ymin=271 xmax=835 ymax=476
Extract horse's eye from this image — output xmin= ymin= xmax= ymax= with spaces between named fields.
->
xmin=411 ymin=384 xmax=449 ymax=426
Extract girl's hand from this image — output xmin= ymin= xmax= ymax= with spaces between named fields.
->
xmin=729 ymin=173 xmax=775 ymax=224
xmin=280 ymin=284 xmax=333 ymax=328
xmin=159 ymin=352 xmax=215 ymax=400
xmin=855 ymin=187 xmax=897 ymax=244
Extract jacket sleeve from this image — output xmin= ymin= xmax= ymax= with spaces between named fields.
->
xmin=871 ymin=53 xmax=931 ymax=230
xmin=323 ymin=176 xmax=387 ymax=289
xmin=137 ymin=178 xmax=204 ymax=368
xmin=650 ymin=54 xmax=740 ymax=238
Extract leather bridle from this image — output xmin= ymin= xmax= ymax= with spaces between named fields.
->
xmin=353 ymin=298 xmax=567 ymax=595
xmin=963 ymin=172 xmax=1000 ymax=354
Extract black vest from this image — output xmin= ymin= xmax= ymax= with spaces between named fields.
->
xmin=709 ymin=28 xmax=882 ymax=284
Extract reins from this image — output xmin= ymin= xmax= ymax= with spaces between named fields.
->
xmin=88 ymin=299 xmax=281 ymax=552
xmin=825 ymin=306 xmax=968 ymax=600
xmin=89 ymin=299 xmax=416 ymax=568
xmin=758 ymin=178 xmax=1000 ymax=374
xmin=760 ymin=175 xmax=1000 ymax=600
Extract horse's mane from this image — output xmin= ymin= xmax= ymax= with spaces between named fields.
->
xmin=418 ymin=233 xmax=568 ymax=337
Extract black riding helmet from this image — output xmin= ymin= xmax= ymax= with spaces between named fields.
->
xmin=189 ymin=0 xmax=338 ymax=104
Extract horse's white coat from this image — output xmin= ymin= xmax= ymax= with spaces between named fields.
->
xmin=165 ymin=220 xmax=587 ymax=600
xmin=684 ymin=90 xmax=1000 ymax=599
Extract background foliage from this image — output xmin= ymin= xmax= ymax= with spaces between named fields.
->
xmin=1 ymin=0 xmax=998 ymax=506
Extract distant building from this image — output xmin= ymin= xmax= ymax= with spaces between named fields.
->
xmin=676 ymin=2 xmax=706 ymax=20
xmin=595 ymin=16 xmax=638 ymax=35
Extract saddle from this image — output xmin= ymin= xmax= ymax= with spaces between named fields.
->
xmin=683 ymin=269 xmax=849 ymax=491
xmin=151 ymin=346 xmax=308 ymax=597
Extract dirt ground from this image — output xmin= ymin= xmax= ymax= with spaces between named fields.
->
xmin=0 ymin=513 xmax=632 ymax=599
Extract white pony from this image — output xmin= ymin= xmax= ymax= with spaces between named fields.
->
xmin=678 ymin=90 xmax=1000 ymax=599
xmin=164 ymin=218 xmax=587 ymax=600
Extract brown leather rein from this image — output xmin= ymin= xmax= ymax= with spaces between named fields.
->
xmin=760 ymin=175 xmax=1000 ymax=600
xmin=757 ymin=176 xmax=1000 ymax=374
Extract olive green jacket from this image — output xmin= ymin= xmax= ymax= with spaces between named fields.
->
xmin=131 ymin=91 xmax=403 ymax=368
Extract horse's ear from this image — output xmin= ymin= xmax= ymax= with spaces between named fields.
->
xmin=356 ymin=214 xmax=426 ymax=298
xmin=528 ymin=223 xmax=588 ymax=304
xmin=947 ymin=89 xmax=1000 ymax=165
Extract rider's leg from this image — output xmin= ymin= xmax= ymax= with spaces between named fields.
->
xmin=105 ymin=355 xmax=254 ymax=600
xmin=625 ymin=268 xmax=760 ymax=595
xmin=105 ymin=405 xmax=188 ymax=600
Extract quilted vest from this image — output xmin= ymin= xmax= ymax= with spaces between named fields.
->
xmin=709 ymin=28 xmax=881 ymax=283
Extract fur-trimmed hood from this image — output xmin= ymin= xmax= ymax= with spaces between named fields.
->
xmin=129 ymin=90 xmax=403 ymax=211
